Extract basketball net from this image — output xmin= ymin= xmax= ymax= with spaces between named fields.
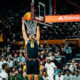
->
xmin=24 ymin=20 xmax=37 ymax=35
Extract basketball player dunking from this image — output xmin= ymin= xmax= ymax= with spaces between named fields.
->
xmin=22 ymin=19 xmax=40 ymax=80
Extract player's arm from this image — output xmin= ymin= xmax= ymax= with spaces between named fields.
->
xmin=36 ymin=26 xmax=40 ymax=42
xmin=22 ymin=20 xmax=28 ymax=41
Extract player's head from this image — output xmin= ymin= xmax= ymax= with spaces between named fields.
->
xmin=29 ymin=34 xmax=35 ymax=39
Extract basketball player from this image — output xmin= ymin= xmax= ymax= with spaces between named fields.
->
xmin=22 ymin=16 xmax=40 ymax=80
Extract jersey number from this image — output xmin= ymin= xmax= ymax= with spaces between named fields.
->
xmin=30 ymin=43 xmax=34 ymax=48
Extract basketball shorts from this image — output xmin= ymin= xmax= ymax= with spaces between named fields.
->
xmin=26 ymin=59 xmax=39 ymax=74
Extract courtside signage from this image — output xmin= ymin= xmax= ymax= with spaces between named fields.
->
xmin=45 ymin=14 xmax=80 ymax=23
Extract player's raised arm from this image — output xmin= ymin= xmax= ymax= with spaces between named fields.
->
xmin=36 ymin=26 xmax=40 ymax=41
xmin=22 ymin=20 xmax=28 ymax=41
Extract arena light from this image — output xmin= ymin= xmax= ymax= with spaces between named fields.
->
xmin=45 ymin=14 xmax=80 ymax=23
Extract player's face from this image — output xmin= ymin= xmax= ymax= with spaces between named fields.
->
xmin=29 ymin=34 xmax=34 ymax=39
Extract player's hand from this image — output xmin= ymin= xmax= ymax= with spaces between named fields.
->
xmin=22 ymin=19 xmax=24 ymax=23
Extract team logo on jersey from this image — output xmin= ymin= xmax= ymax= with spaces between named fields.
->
xmin=30 ymin=42 xmax=34 ymax=48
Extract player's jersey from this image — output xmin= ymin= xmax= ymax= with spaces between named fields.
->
xmin=26 ymin=39 xmax=38 ymax=58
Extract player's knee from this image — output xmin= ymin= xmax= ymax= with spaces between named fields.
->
xmin=28 ymin=75 xmax=33 ymax=80
xmin=28 ymin=77 xmax=33 ymax=80
xmin=34 ymin=75 xmax=39 ymax=80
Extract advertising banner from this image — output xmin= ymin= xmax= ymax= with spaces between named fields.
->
xmin=45 ymin=14 xmax=80 ymax=23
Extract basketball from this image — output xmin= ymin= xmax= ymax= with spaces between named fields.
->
xmin=24 ymin=12 xmax=31 ymax=20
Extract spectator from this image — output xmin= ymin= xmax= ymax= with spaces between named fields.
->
xmin=13 ymin=58 xmax=19 ymax=68
xmin=64 ymin=44 xmax=72 ymax=60
xmin=17 ymin=62 xmax=23 ymax=70
xmin=55 ymin=71 xmax=64 ymax=80
xmin=18 ymin=68 xmax=23 ymax=76
xmin=3 ymin=46 xmax=7 ymax=56
xmin=39 ymin=45 xmax=44 ymax=52
xmin=6 ymin=38 xmax=11 ymax=50
xmin=77 ymin=62 xmax=80 ymax=70
xmin=39 ymin=62 xmax=44 ymax=71
xmin=43 ymin=70 xmax=49 ymax=80
xmin=6 ymin=49 xmax=11 ymax=56
xmin=63 ymin=64 xmax=69 ymax=75
xmin=73 ymin=70 xmax=80 ymax=80
xmin=60 ymin=48 xmax=66 ymax=65
xmin=43 ymin=41 xmax=49 ymax=48
xmin=39 ymin=51 xmax=45 ymax=61
xmin=18 ymin=53 xmax=25 ymax=65
xmin=12 ymin=67 xmax=16 ymax=75
xmin=55 ymin=52 xmax=62 ymax=69
xmin=8 ymin=72 xmax=13 ymax=80
xmin=52 ymin=56 xmax=58 ymax=67
xmin=39 ymin=70 xmax=43 ymax=80
xmin=0 ymin=63 xmax=10 ymax=80
xmin=0 ymin=57 xmax=7 ymax=65
xmin=22 ymin=72 xmax=28 ymax=80
xmin=69 ymin=60 xmax=76 ymax=74
xmin=45 ymin=57 xmax=56 ymax=80
xmin=12 ymin=54 xmax=18 ymax=61
xmin=7 ymin=58 xmax=13 ymax=68
xmin=64 ymin=69 xmax=74 ymax=80
xmin=0 ymin=58 xmax=3 ymax=72
xmin=12 ymin=70 xmax=22 ymax=80
xmin=8 ymin=54 xmax=13 ymax=60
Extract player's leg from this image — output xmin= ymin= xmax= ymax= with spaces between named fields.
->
xmin=27 ymin=59 xmax=33 ymax=80
xmin=28 ymin=74 xmax=33 ymax=80
xmin=34 ymin=74 xmax=39 ymax=80
xmin=33 ymin=60 xmax=39 ymax=80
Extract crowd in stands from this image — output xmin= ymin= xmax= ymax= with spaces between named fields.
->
xmin=0 ymin=37 xmax=80 ymax=80
xmin=56 ymin=0 xmax=79 ymax=15
xmin=0 ymin=1 xmax=27 ymax=41
xmin=41 ymin=22 xmax=80 ymax=40
xmin=0 ymin=0 xmax=80 ymax=41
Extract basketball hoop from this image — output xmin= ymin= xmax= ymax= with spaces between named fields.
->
xmin=22 ymin=12 xmax=37 ymax=35
xmin=24 ymin=20 xmax=37 ymax=35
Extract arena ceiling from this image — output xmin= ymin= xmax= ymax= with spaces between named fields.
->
xmin=0 ymin=0 xmax=80 ymax=9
